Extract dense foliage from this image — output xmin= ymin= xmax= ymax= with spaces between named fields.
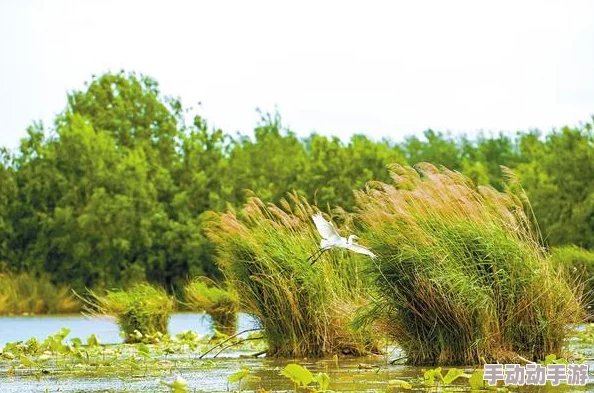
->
xmin=89 ymin=282 xmax=175 ymax=343
xmin=205 ymin=194 xmax=378 ymax=357
xmin=0 ymin=71 xmax=593 ymax=292
xmin=355 ymin=164 xmax=581 ymax=364
xmin=0 ymin=268 xmax=80 ymax=315
xmin=183 ymin=277 xmax=239 ymax=335
xmin=551 ymin=245 xmax=594 ymax=318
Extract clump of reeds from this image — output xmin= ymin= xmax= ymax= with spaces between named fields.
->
xmin=184 ymin=277 xmax=239 ymax=336
xmin=551 ymin=245 xmax=594 ymax=319
xmin=0 ymin=270 xmax=80 ymax=315
xmin=90 ymin=282 xmax=175 ymax=343
xmin=354 ymin=163 xmax=582 ymax=365
xmin=204 ymin=192 xmax=378 ymax=357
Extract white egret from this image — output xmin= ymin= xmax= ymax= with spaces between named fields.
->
xmin=307 ymin=213 xmax=377 ymax=265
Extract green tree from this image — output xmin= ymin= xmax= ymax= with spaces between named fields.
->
xmin=61 ymin=71 xmax=182 ymax=206
xmin=460 ymin=133 xmax=520 ymax=187
xmin=301 ymin=133 xmax=349 ymax=208
xmin=54 ymin=72 xmax=216 ymax=290
xmin=9 ymin=124 xmax=64 ymax=274
xmin=517 ymin=125 xmax=594 ymax=247
xmin=62 ymin=71 xmax=181 ymax=157
xmin=301 ymin=134 xmax=406 ymax=210
xmin=8 ymin=71 xmax=221 ymax=291
xmin=402 ymin=129 xmax=462 ymax=169
xmin=344 ymin=134 xmax=406 ymax=189
xmin=4 ymin=69 xmax=594 ymax=297
xmin=0 ymin=148 xmax=16 ymax=263
xmin=176 ymin=116 xmax=230 ymax=213
xmin=224 ymin=112 xmax=307 ymax=205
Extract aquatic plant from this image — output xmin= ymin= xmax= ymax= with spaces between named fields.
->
xmin=0 ymin=269 xmax=80 ymax=315
xmin=204 ymin=192 xmax=378 ymax=357
xmin=550 ymin=245 xmax=594 ymax=319
xmin=0 ymin=326 xmax=590 ymax=393
xmin=281 ymin=364 xmax=330 ymax=392
xmin=355 ymin=163 xmax=583 ymax=365
xmin=89 ymin=282 xmax=175 ymax=343
xmin=161 ymin=376 xmax=189 ymax=393
xmin=183 ymin=277 xmax=239 ymax=335
xmin=228 ymin=366 xmax=250 ymax=392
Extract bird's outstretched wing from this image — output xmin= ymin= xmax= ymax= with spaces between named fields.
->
xmin=346 ymin=243 xmax=377 ymax=259
xmin=312 ymin=213 xmax=340 ymax=240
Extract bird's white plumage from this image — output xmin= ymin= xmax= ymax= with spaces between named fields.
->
xmin=346 ymin=243 xmax=377 ymax=259
xmin=312 ymin=213 xmax=340 ymax=240
xmin=308 ymin=213 xmax=377 ymax=264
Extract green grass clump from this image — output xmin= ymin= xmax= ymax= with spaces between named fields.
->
xmin=0 ymin=269 xmax=80 ymax=315
xmin=354 ymin=163 xmax=583 ymax=365
xmin=204 ymin=192 xmax=378 ymax=358
xmin=551 ymin=245 xmax=594 ymax=319
xmin=184 ymin=277 xmax=239 ymax=335
xmin=91 ymin=282 xmax=175 ymax=343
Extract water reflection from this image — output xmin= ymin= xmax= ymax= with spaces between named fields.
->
xmin=0 ymin=312 xmax=260 ymax=346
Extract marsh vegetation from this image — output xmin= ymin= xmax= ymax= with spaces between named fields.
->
xmin=88 ymin=283 xmax=176 ymax=343
xmin=183 ymin=277 xmax=239 ymax=336
xmin=0 ymin=269 xmax=80 ymax=315
xmin=205 ymin=193 xmax=378 ymax=358
xmin=0 ymin=71 xmax=593 ymax=391
xmin=355 ymin=163 xmax=582 ymax=364
xmin=0 ymin=322 xmax=593 ymax=393
xmin=1 ymin=72 xmax=594 ymax=296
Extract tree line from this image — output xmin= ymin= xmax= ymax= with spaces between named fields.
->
xmin=0 ymin=71 xmax=592 ymax=292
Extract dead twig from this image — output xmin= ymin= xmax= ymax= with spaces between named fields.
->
xmin=198 ymin=328 xmax=263 ymax=359
xmin=213 ymin=336 xmax=264 ymax=358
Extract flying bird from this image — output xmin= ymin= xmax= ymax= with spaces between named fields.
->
xmin=307 ymin=213 xmax=377 ymax=265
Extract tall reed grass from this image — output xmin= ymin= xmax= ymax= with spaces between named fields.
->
xmin=89 ymin=282 xmax=175 ymax=343
xmin=551 ymin=245 xmax=594 ymax=319
xmin=0 ymin=270 xmax=80 ymax=315
xmin=184 ymin=277 xmax=239 ymax=335
xmin=354 ymin=163 xmax=582 ymax=365
xmin=204 ymin=193 xmax=377 ymax=357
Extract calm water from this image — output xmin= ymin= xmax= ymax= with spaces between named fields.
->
xmin=1 ymin=349 xmax=593 ymax=393
xmin=0 ymin=312 xmax=259 ymax=346
xmin=0 ymin=317 xmax=592 ymax=392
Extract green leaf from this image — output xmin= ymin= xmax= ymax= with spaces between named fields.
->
xmin=442 ymin=368 xmax=464 ymax=384
xmin=543 ymin=354 xmax=557 ymax=365
xmin=281 ymin=363 xmax=314 ymax=387
xmin=541 ymin=353 xmax=567 ymax=365
xmin=1 ymin=351 xmax=15 ymax=360
xmin=160 ymin=376 xmax=189 ymax=393
xmin=423 ymin=366 xmax=442 ymax=385
xmin=20 ymin=355 xmax=37 ymax=367
xmin=228 ymin=367 xmax=250 ymax=383
xmin=314 ymin=372 xmax=331 ymax=390
xmin=55 ymin=327 xmax=71 ymax=341
xmin=87 ymin=334 xmax=100 ymax=347
xmin=468 ymin=369 xmax=486 ymax=390
xmin=137 ymin=343 xmax=150 ymax=358
xmin=125 ymin=356 xmax=141 ymax=370
xmin=388 ymin=379 xmax=413 ymax=389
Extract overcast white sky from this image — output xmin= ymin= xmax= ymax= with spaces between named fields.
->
xmin=1 ymin=0 xmax=594 ymax=150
